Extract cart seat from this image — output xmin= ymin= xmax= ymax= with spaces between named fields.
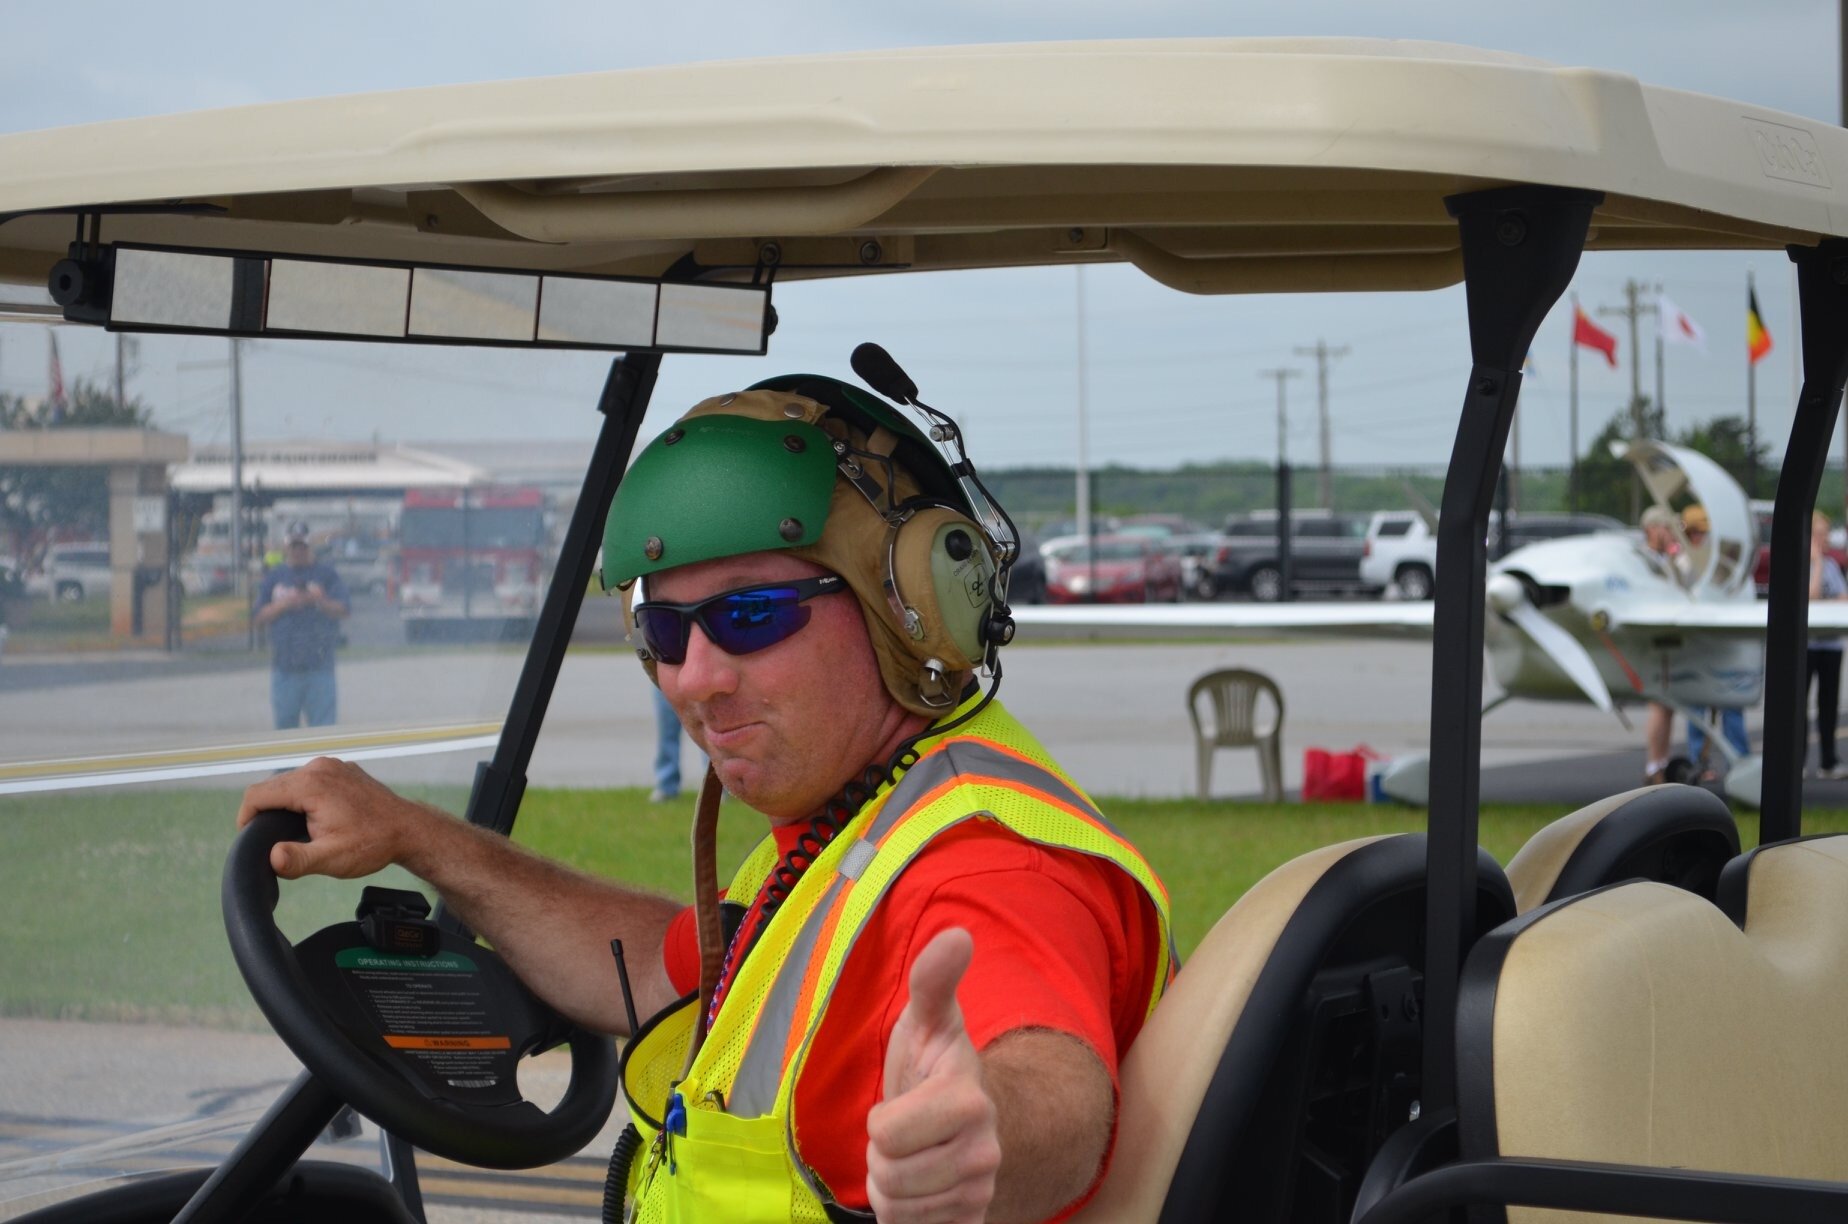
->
xmin=1453 ymin=835 xmax=1848 ymax=1223
xmin=1504 ymin=784 xmax=1739 ymax=913
xmin=1073 ymin=834 xmax=1514 ymax=1224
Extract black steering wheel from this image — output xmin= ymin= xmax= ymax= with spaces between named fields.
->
xmin=224 ymin=809 xmax=619 ymax=1170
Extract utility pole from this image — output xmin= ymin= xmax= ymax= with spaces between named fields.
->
xmin=1258 ymin=367 xmax=1302 ymax=468
xmin=1294 ymin=339 xmax=1348 ymax=508
xmin=114 ymin=334 xmax=125 ymax=408
xmin=1600 ymin=280 xmax=1657 ymax=519
xmin=230 ymin=339 xmax=247 ymax=600
xmin=1074 ymin=267 xmax=1093 ymax=589
xmin=1259 ymin=367 xmax=1302 ymax=599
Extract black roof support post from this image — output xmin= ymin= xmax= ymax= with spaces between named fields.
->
xmin=1421 ymin=187 xmax=1598 ymax=1116
xmin=1759 ymin=240 xmax=1848 ymax=844
xmin=463 ymin=351 xmax=662 ymax=841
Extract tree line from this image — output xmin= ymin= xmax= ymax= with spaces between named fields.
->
xmin=985 ymin=407 xmax=1838 ymax=535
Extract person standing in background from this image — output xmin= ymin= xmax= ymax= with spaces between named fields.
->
xmin=649 ymin=685 xmax=685 ymax=801
xmin=1640 ymin=506 xmax=1681 ymax=783
xmin=1681 ymin=503 xmax=1749 ymax=778
xmin=254 ymin=521 xmax=350 ymax=729
xmin=1808 ymin=510 xmax=1848 ymax=779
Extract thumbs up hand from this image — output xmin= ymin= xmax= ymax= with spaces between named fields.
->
xmin=865 ymin=928 xmax=1002 ymax=1224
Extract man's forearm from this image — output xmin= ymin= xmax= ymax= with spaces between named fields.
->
xmin=396 ymin=806 xmax=686 ymax=1034
xmin=981 ymin=1028 xmax=1115 ymax=1224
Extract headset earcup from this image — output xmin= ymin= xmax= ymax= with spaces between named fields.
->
xmin=889 ymin=507 xmax=996 ymax=670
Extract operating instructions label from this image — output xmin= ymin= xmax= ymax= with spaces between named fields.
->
xmin=334 ymin=946 xmax=518 ymax=1102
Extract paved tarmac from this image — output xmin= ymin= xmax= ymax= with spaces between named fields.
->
xmin=9 ymin=593 xmax=1848 ymax=806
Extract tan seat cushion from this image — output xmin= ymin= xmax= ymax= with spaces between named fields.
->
xmin=1503 ymin=784 xmax=1735 ymax=913
xmin=1071 ymin=836 xmax=1387 ymax=1223
xmin=1468 ymin=836 xmax=1848 ymax=1224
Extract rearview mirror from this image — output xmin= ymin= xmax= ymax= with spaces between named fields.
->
xmin=51 ymin=243 xmax=772 ymax=355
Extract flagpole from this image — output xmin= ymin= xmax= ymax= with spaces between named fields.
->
xmin=1570 ymin=293 xmax=1580 ymax=514
xmin=1748 ymin=270 xmax=1759 ymax=500
xmin=1074 ymin=266 xmax=1092 ymax=589
xmin=1654 ymin=283 xmax=1665 ymax=424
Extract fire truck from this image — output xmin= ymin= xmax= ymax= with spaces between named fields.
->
xmin=397 ymin=486 xmax=548 ymax=640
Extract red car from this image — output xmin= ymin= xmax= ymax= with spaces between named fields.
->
xmin=1045 ymin=534 xmax=1183 ymax=603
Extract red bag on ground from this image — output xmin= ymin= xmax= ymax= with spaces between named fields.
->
xmin=1301 ymin=746 xmax=1379 ymax=801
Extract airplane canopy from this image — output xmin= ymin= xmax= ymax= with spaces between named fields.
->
xmin=1619 ymin=438 xmax=1758 ymax=598
xmin=5 ymin=38 xmax=1848 ymax=310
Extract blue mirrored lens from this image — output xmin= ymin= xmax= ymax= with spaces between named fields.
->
xmin=702 ymin=588 xmax=811 ymax=655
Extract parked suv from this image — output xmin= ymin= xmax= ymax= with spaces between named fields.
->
xmin=1212 ymin=510 xmax=1378 ymax=601
xmin=1360 ymin=510 xmax=1627 ymax=599
xmin=28 ymin=543 xmax=113 ymax=603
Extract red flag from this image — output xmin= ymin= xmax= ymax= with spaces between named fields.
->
xmin=1573 ymin=306 xmax=1618 ymax=368
xmin=46 ymin=332 xmax=66 ymax=419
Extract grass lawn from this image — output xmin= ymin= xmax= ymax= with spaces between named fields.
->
xmin=2 ymin=591 xmax=252 ymax=653
xmin=5 ymin=786 xmax=1846 ymax=1028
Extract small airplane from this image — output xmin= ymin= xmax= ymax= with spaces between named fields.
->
xmin=1012 ymin=439 xmax=1848 ymax=807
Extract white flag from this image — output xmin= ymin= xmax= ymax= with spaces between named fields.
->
xmin=1657 ymin=292 xmax=1708 ymax=353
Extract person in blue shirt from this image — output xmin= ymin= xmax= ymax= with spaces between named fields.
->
xmin=254 ymin=521 xmax=350 ymax=729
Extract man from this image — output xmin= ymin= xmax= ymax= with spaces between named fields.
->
xmin=236 ymin=376 xmax=1171 ymax=1223
xmin=1679 ymin=503 xmax=1749 ymax=776
xmin=1640 ymin=505 xmax=1681 ymax=783
xmin=1808 ymin=510 xmax=1848 ymax=779
xmin=253 ymin=520 xmax=350 ymax=729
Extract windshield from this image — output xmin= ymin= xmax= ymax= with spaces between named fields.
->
xmin=0 ymin=333 xmax=611 ymax=1214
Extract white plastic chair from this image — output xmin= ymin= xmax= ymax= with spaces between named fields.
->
xmin=1187 ymin=667 xmax=1285 ymax=802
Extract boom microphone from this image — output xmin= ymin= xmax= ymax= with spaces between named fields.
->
xmin=851 ymin=342 xmax=919 ymax=405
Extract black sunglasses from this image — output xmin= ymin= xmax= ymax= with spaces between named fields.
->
xmin=633 ymin=575 xmax=847 ymax=665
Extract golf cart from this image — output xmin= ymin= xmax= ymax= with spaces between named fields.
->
xmin=4 ymin=37 xmax=1848 ymax=1223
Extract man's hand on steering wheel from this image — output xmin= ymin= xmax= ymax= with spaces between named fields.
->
xmin=238 ymin=757 xmax=435 ymax=880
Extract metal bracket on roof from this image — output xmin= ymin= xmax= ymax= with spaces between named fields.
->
xmin=1107 ymin=228 xmax=1464 ymax=295
xmin=452 ymin=167 xmax=937 ymax=244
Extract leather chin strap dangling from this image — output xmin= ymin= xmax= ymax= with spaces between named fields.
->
xmin=685 ymin=763 xmax=726 ymax=1074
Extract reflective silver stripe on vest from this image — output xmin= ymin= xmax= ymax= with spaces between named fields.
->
xmin=729 ymin=874 xmax=850 ymax=1116
xmin=869 ymin=738 xmax=1111 ymax=843
xmin=836 ymin=838 xmax=877 ymax=881
xmin=727 ymin=740 xmax=1108 ymax=1117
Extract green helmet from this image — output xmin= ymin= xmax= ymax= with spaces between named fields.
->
xmin=602 ymin=376 xmax=957 ymax=588
xmin=602 ymin=410 xmax=838 ymax=585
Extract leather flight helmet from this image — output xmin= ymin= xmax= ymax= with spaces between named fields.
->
xmin=602 ymin=374 xmax=1004 ymax=715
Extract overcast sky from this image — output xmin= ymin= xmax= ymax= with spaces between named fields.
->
xmin=0 ymin=1 xmax=1842 ymax=472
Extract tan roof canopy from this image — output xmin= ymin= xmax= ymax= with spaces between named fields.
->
xmin=3 ymin=38 xmax=1847 ymax=299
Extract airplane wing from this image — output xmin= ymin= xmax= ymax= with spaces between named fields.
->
xmin=1011 ymin=602 xmax=1435 ymax=639
xmin=1603 ymin=601 xmax=1848 ymax=634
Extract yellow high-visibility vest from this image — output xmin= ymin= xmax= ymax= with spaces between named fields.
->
xmin=620 ymin=697 xmax=1173 ymax=1222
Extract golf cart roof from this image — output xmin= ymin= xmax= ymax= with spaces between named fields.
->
xmin=4 ymin=37 xmax=1848 ymax=301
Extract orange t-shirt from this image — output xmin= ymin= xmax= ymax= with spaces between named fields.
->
xmin=662 ymin=816 xmax=1163 ymax=1220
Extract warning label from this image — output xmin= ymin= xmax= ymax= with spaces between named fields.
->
xmin=336 ymin=944 xmax=514 ymax=1097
